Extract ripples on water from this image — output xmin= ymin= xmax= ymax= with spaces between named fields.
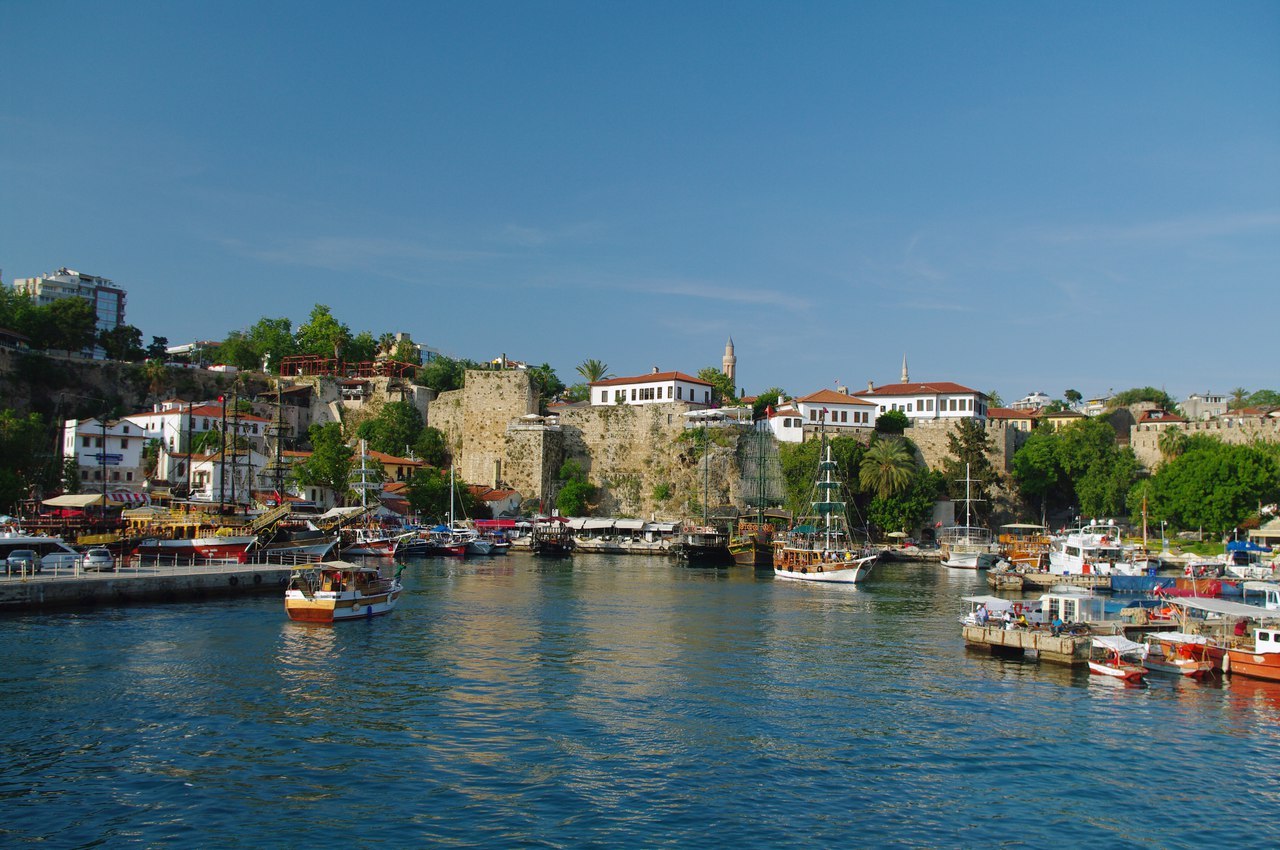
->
xmin=1 ymin=556 xmax=1278 ymax=847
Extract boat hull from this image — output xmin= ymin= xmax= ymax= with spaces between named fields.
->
xmin=284 ymin=587 xmax=401 ymax=622
xmin=1088 ymin=660 xmax=1147 ymax=682
xmin=773 ymin=554 xmax=876 ymax=584
xmin=1225 ymin=649 xmax=1280 ymax=682
xmin=135 ymin=536 xmax=257 ymax=561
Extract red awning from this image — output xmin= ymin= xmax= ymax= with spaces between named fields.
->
xmin=475 ymin=519 xmax=516 ymax=528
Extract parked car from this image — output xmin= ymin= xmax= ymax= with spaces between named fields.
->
xmin=81 ymin=548 xmax=115 ymax=572
xmin=6 ymin=549 xmax=39 ymax=575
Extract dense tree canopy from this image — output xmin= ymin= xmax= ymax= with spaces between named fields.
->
xmin=778 ymin=436 xmax=866 ymax=520
xmin=295 ymin=305 xmax=351 ymax=361
xmin=98 ymin=324 xmax=146 ymax=361
xmin=1108 ymin=386 xmax=1178 ymax=411
xmin=406 ymin=467 xmax=477 ymax=521
xmin=751 ymin=387 xmax=785 ymax=419
xmin=292 ymin=422 xmax=354 ymax=505
xmin=419 ymin=356 xmax=476 ymax=392
xmin=555 ymin=458 xmax=595 ymax=516
xmin=0 ymin=410 xmax=55 ymax=511
xmin=941 ymin=419 xmax=998 ymax=523
xmin=1131 ymin=439 xmax=1280 ymax=533
xmin=0 ymin=291 xmax=99 ymax=353
xmin=867 ymin=468 xmax=943 ymax=538
xmin=1011 ymin=418 xmax=1140 ymax=521
xmin=356 ymin=401 xmax=424 ymax=457
xmin=696 ymin=367 xmax=737 ymax=405
xmin=875 ymin=409 xmax=909 ymax=434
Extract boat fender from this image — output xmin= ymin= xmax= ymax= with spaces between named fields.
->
xmin=1223 ymin=652 xmax=1231 ymax=674
xmin=253 ymin=573 xmax=263 ymax=586
xmin=228 ymin=575 xmax=239 ymax=587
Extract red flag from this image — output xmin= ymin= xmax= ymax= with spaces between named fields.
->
xmin=765 ymin=404 xmax=774 ymax=417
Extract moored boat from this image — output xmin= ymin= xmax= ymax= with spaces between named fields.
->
xmin=772 ymin=429 xmax=877 ymax=584
xmin=1141 ymin=632 xmax=1214 ymax=679
xmin=676 ymin=522 xmax=732 ymax=565
xmin=134 ymin=534 xmax=258 ymax=562
xmin=939 ymin=464 xmax=996 ymax=569
xmin=531 ymin=517 xmax=573 ymax=557
xmin=1088 ymin=635 xmax=1149 ymax=682
xmin=284 ymin=560 xmax=403 ymax=623
xmin=1225 ymin=625 xmax=1280 ymax=682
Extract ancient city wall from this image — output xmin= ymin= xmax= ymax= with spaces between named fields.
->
xmin=427 ymin=370 xmax=537 ymax=488
xmin=1131 ymin=418 xmax=1280 ymax=469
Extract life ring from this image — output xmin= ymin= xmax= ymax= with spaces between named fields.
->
xmin=1012 ymin=603 xmax=1023 ymax=615
xmin=253 ymin=573 xmax=263 ymax=586
xmin=228 ymin=575 xmax=239 ymax=586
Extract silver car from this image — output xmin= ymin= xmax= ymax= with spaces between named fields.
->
xmin=6 ymin=549 xmax=39 ymax=575
xmin=81 ymin=548 xmax=115 ymax=572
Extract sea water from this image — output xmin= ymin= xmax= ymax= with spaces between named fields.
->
xmin=1 ymin=555 xmax=1277 ymax=848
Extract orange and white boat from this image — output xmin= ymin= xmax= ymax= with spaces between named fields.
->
xmin=284 ymin=560 xmax=403 ymax=623
xmin=1141 ymin=632 xmax=1214 ymax=679
xmin=1225 ymin=625 xmax=1280 ymax=682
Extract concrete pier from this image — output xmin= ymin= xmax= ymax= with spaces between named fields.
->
xmin=0 ymin=561 xmax=298 ymax=612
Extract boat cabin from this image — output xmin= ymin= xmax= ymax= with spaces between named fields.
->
xmin=1242 ymin=582 xmax=1280 ymax=611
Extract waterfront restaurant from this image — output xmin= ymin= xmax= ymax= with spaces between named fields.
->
xmin=589 ymin=369 xmax=714 ymax=407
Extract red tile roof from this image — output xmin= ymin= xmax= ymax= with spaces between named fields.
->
xmin=367 ymin=450 xmax=424 ymax=466
xmin=987 ymin=407 xmax=1035 ymax=420
xmin=853 ymin=381 xmax=983 ymax=397
xmin=589 ymin=371 xmax=712 ymax=387
xmin=796 ymin=389 xmax=876 ymax=406
xmin=1138 ymin=409 xmax=1188 ymax=424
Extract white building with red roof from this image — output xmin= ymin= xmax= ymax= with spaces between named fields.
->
xmin=767 ymin=389 xmax=877 ymax=443
xmin=852 ymin=379 xmax=989 ymax=422
xmin=123 ymin=399 xmax=272 ymax=454
xmin=588 ymin=369 xmax=715 ymax=407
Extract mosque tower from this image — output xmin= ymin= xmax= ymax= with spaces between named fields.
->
xmin=901 ymin=353 xmax=909 ymax=384
xmin=722 ymin=337 xmax=737 ymax=387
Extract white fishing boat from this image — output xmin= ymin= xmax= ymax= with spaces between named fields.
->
xmin=772 ymin=428 xmax=877 ymax=584
xmin=939 ymin=463 xmax=997 ymax=569
xmin=1047 ymin=520 xmax=1142 ymax=576
xmin=284 ymin=560 xmax=403 ymax=623
xmin=1088 ymin=635 xmax=1149 ymax=683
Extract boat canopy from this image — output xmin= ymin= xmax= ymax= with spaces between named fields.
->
xmin=475 ymin=519 xmax=516 ymax=529
xmin=1093 ymin=634 xmax=1145 ymax=654
xmin=1228 ymin=540 xmax=1272 ymax=553
xmin=1146 ymin=631 xmax=1209 ymax=645
xmin=1000 ymin=523 xmax=1047 ymax=530
xmin=43 ymin=494 xmax=106 ymax=508
xmin=1167 ymin=596 xmax=1274 ymax=619
xmin=961 ymin=595 xmax=1016 ymax=613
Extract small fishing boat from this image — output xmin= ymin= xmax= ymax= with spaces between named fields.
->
xmin=1088 ymin=635 xmax=1149 ymax=682
xmin=1141 ymin=632 xmax=1214 ymax=679
xmin=284 ymin=560 xmax=403 ymax=623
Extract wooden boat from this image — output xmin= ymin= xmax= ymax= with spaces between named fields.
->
xmin=939 ymin=463 xmax=996 ymax=569
xmin=1088 ymin=635 xmax=1148 ymax=682
xmin=134 ymin=533 xmax=258 ymax=562
xmin=530 ymin=517 xmax=573 ymax=557
xmin=284 ymin=560 xmax=402 ymax=623
xmin=728 ymin=518 xmax=776 ymax=567
xmin=340 ymin=527 xmax=407 ymax=558
xmin=1141 ymin=632 xmax=1214 ymax=679
xmin=1225 ymin=625 xmax=1280 ymax=682
xmin=729 ymin=421 xmax=783 ymax=567
xmin=772 ymin=429 xmax=877 ymax=584
xmin=676 ymin=523 xmax=733 ymax=565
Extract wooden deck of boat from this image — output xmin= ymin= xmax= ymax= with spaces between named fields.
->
xmin=1001 ymin=572 xmax=1112 ymax=591
xmin=963 ymin=624 xmax=1092 ymax=665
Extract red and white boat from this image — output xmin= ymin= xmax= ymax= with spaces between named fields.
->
xmin=284 ymin=560 xmax=403 ymax=623
xmin=134 ymin=534 xmax=258 ymax=562
xmin=1141 ymin=632 xmax=1214 ymax=679
xmin=341 ymin=527 xmax=408 ymax=558
xmin=1088 ymin=635 xmax=1148 ymax=682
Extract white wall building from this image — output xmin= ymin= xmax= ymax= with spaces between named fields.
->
xmin=1010 ymin=392 xmax=1051 ymax=411
xmin=589 ymin=369 xmax=715 ymax=407
xmin=124 ymin=400 xmax=271 ymax=455
xmin=1181 ymin=392 xmax=1229 ymax=421
xmin=852 ymin=380 xmax=988 ymax=421
xmin=61 ymin=417 xmax=147 ymax=493
xmin=13 ymin=268 xmax=126 ymax=358
xmin=768 ymin=389 xmax=877 ymax=443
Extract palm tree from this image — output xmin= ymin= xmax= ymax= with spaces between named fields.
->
xmin=1229 ymin=387 xmax=1249 ymax=410
xmin=859 ymin=437 xmax=916 ymax=499
xmin=1157 ymin=427 xmax=1188 ymax=462
xmin=576 ymin=359 xmax=612 ymax=383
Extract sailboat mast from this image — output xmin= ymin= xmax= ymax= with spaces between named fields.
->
xmin=449 ymin=466 xmax=455 ymax=526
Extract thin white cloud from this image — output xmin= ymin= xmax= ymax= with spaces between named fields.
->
xmin=625 ymin=278 xmax=812 ymax=310
xmin=1033 ymin=210 xmax=1280 ymax=244
xmin=498 ymin=221 xmax=603 ymax=248
xmin=217 ymin=235 xmax=498 ymax=271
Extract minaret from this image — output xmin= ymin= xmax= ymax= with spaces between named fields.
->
xmin=722 ymin=336 xmax=737 ymax=386
xmin=901 ymin=354 xmax=909 ymax=384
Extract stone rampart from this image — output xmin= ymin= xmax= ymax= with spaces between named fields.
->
xmin=426 ymin=370 xmax=537 ymax=488
xmin=1131 ymin=417 xmax=1280 ymax=469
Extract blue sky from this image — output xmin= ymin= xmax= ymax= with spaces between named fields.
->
xmin=3 ymin=1 xmax=1277 ymax=403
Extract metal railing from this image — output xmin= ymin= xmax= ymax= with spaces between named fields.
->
xmin=1 ymin=549 xmax=325 ymax=584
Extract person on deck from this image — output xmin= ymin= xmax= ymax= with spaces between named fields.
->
xmin=1051 ymin=614 xmax=1064 ymax=636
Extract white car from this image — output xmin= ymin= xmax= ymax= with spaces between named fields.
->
xmin=81 ymin=548 xmax=116 ymax=572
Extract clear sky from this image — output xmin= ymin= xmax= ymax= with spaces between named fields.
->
xmin=3 ymin=1 xmax=1277 ymax=404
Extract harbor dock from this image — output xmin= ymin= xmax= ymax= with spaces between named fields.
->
xmin=0 ymin=557 xmax=305 ymax=612
xmin=962 ymin=624 xmax=1092 ymax=665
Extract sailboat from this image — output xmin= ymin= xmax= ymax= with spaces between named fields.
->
xmin=772 ymin=427 xmax=877 ymax=583
xmin=338 ymin=442 xmax=401 ymax=558
xmin=676 ymin=424 xmax=732 ymax=565
xmin=728 ymin=418 xmax=782 ymax=566
xmin=939 ymin=463 xmax=997 ymax=569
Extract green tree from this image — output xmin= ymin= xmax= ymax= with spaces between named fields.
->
xmin=868 ymin=468 xmax=943 ymax=537
xmin=987 ymin=390 xmax=1004 ymax=408
xmin=1011 ymin=427 xmax=1068 ymax=520
xmin=0 ymin=410 xmax=54 ymax=511
xmin=1137 ymin=440 xmax=1279 ymax=533
xmin=576 ymin=359 xmax=612 ymax=383
xmin=751 ymin=387 xmax=785 ymax=419
xmin=98 ymin=324 xmax=146 ymax=361
xmin=1109 ymin=386 xmax=1177 ymax=411
xmin=419 ymin=356 xmax=469 ymax=392
xmin=875 ymin=409 xmax=909 ymax=435
xmin=1246 ymin=389 xmax=1280 ymax=408
xmin=356 ymin=401 xmax=424 ymax=456
xmin=220 ymin=317 xmax=297 ymax=371
xmin=345 ymin=330 xmax=379 ymax=363
xmin=527 ymin=363 xmax=566 ymax=404
xmin=414 ymin=426 xmax=449 ymax=467
xmin=941 ymin=419 xmax=997 ymax=522
xmin=1229 ymin=387 xmax=1249 ymax=410
xmin=146 ymin=336 xmax=169 ymax=360
xmin=46 ymin=297 xmax=98 ymax=352
xmin=405 ymin=467 xmax=477 ymax=521
xmin=295 ymin=304 xmax=350 ymax=361
xmin=292 ymin=422 xmax=354 ymax=505
xmin=696 ymin=367 xmax=737 ymax=405
xmin=1157 ymin=427 xmax=1190 ymax=462
xmin=1055 ymin=418 xmax=1138 ymax=517
xmin=555 ymin=458 xmax=595 ymax=516
xmin=1064 ymin=389 xmax=1083 ymax=405
xmin=859 ymin=437 xmax=916 ymax=499
xmin=390 ymin=338 xmax=421 ymax=365
xmin=777 ymin=436 xmax=866 ymax=520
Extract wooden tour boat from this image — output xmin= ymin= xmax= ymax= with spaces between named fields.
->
xmin=284 ymin=560 xmax=403 ymax=623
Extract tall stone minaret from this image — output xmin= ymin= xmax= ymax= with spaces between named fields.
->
xmin=901 ymin=353 xmax=909 ymax=384
xmin=722 ymin=337 xmax=737 ymax=386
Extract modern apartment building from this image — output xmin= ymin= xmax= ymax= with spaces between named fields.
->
xmin=12 ymin=267 xmax=126 ymax=357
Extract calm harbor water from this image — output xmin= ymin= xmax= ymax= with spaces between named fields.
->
xmin=2 ymin=554 xmax=1278 ymax=848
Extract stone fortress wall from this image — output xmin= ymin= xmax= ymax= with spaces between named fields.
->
xmin=1130 ymin=416 xmax=1280 ymax=469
